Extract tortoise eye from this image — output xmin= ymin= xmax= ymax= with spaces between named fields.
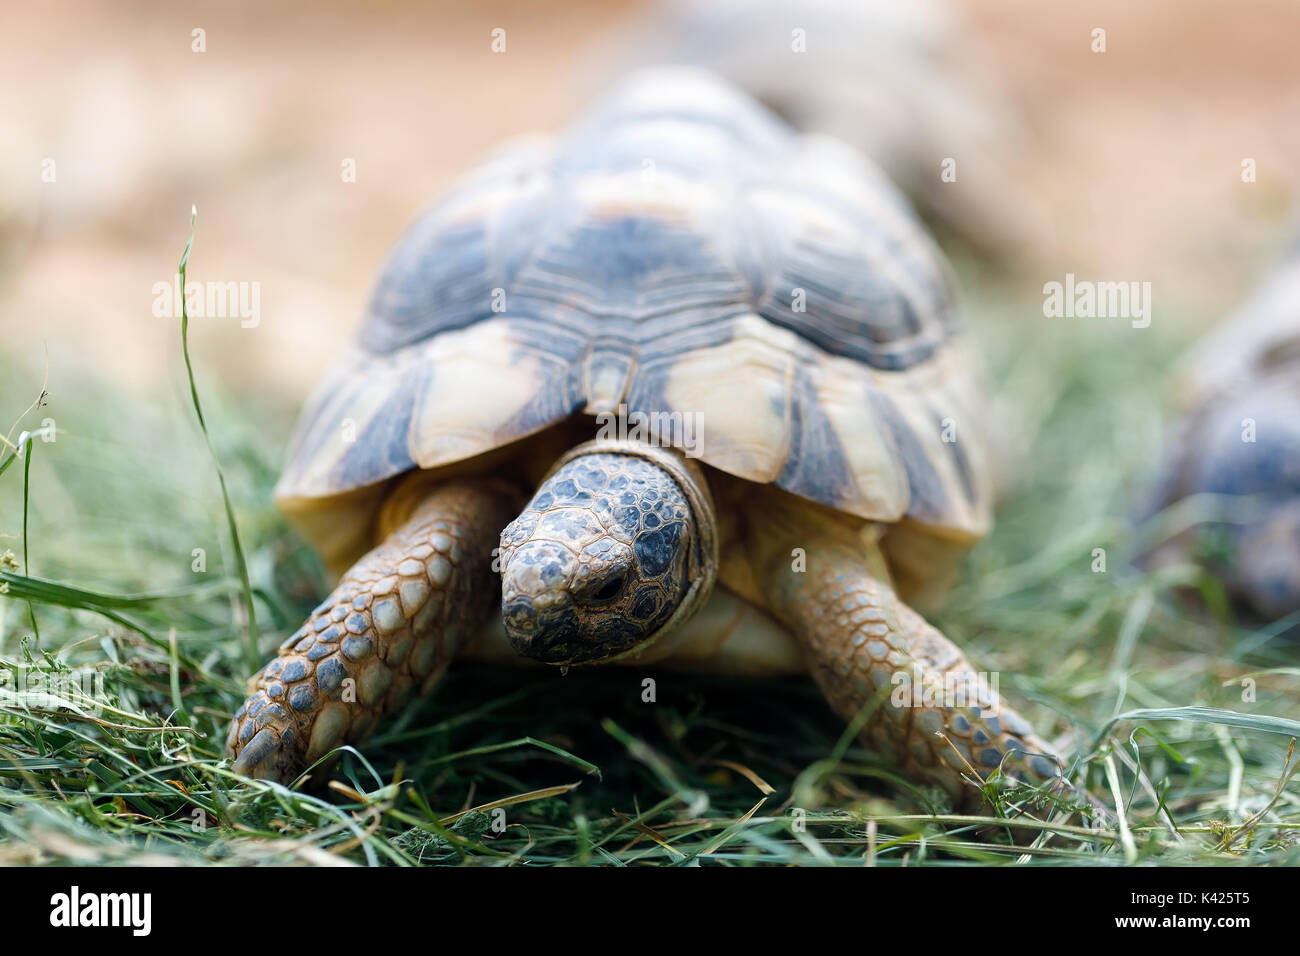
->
xmin=590 ymin=575 xmax=625 ymax=602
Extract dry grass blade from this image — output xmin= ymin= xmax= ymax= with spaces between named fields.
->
xmin=1223 ymin=738 xmax=1298 ymax=850
xmin=439 ymin=783 xmax=584 ymax=827
xmin=708 ymin=759 xmax=775 ymax=795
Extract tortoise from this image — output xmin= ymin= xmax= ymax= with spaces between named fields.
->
xmin=226 ymin=68 xmax=1069 ymax=809
xmin=1142 ymin=243 xmax=1300 ymax=622
xmin=592 ymin=0 xmax=1039 ymax=259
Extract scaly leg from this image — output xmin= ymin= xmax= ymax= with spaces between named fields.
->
xmin=751 ymin=516 xmax=1068 ymax=811
xmin=226 ymin=480 xmax=517 ymax=783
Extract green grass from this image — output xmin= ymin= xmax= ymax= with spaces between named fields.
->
xmin=0 ymin=260 xmax=1297 ymax=866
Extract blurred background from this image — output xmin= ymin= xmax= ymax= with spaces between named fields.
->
xmin=2 ymin=0 xmax=1298 ymax=402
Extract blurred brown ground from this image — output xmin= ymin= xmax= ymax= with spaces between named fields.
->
xmin=1 ymin=0 xmax=1297 ymax=405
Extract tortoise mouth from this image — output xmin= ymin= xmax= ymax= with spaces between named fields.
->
xmin=502 ymin=596 xmax=649 ymax=666
xmin=503 ymin=598 xmax=578 ymax=663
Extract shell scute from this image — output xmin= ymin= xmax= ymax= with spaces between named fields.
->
xmin=277 ymin=69 xmax=992 ymax=549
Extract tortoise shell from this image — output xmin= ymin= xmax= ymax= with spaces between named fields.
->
xmin=276 ymin=68 xmax=993 ymax=573
xmin=594 ymin=0 xmax=1036 ymax=259
xmin=1174 ymin=249 xmax=1300 ymax=415
xmin=1142 ymin=246 xmax=1300 ymax=617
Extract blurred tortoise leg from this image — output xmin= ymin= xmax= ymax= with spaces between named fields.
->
xmin=748 ymin=508 xmax=1068 ymax=812
xmin=226 ymin=480 xmax=519 ymax=784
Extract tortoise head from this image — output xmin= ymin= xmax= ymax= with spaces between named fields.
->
xmin=499 ymin=440 xmax=717 ymax=666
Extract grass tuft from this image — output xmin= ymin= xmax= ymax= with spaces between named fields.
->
xmin=175 ymin=208 xmax=260 ymax=673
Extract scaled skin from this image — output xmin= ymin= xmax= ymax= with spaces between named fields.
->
xmin=229 ymin=445 xmax=1069 ymax=812
xmin=227 ymin=481 xmax=517 ymax=780
xmin=740 ymin=485 xmax=1066 ymax=810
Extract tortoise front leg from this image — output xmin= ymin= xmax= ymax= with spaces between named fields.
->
xmin=752 ymin=525 xmax=1068 ymax=811
xmin=227 ymin=480 xmax=518 ymax=783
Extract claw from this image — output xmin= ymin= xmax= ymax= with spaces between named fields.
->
xmin=230 ymin=728 xmax=287 ymax=780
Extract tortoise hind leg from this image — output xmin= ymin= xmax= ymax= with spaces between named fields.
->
xmin=227 ymin=480 xmax=518 ymax=784
xmin=750 ymin=518 xmax=1068 ymax=811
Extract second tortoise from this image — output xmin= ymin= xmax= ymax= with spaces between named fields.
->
xmin=1142 ymin=243 xmax=1300 ymax=622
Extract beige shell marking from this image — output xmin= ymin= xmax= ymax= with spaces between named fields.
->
xmin=409 ymin=319 xmax=561 ymax=468
xmin=659 ymin=315 xmax=797 ymax=482
xmin=813 ymin=355 xmax=913 ymax=519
